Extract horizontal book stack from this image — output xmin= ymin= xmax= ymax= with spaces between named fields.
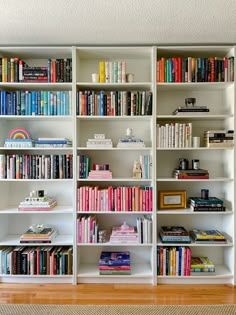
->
xmin=157 ymin=246 xmax=191 ymax=276
xmin=77 ymin=186 xmax=153 ymax=212
xmin=18 ymin=196 xmax=57 ymax=211
xmin=34 ymin=138 xmax=72 ymax=148
xmin=88 ymin=170 xmax=113 ymax=179
xmin=117 ymin=138 xmax=145 ymax=148
xmin=159 ymin=226 xmax=191 ymax=244
xmin=0 ymin=154 xmax=73 ymax=179
xmin=156 ymin=56 xmax=234 ymax=83
xmin=99 ymin=251 xmax=131 ymax=275
xmin=20 ymin=227 xmax=58 ymax=244
xmin=156 ymin=122 xmax=192 ymax=148
xmin=190 ymin=256 xmax=215 ymax=273
xmin=110 ymin=223 xmax=139 ymax=244
xmin=76 ymin=90 xmax=152 ymax=116
xmin=204 ymin=130 xmax=234 ymax=148
xmin=0 ymin=246 xmax=73 ymax=275
xmin=173 ymin=105 xmax=210 ymax=115
xmin=173 ymin=168 xmax=209 ymax=179
xmin=0 ymin=90 xmax=72 ymax=116
xmin=189 ymin=196 xmax=225 ymax=212
xmin=189 ymin=229 xmax=227 ymax=244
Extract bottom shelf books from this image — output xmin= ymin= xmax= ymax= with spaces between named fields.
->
xmin=191 ymin=256 xmax=215 ymax=272
xmin=99 ymin=251 xmax=131 ymax=275
xmin=0 ymin=246 xmax=73 ymax=275
xmin=157 ymin=246 xmax=191 ymax=276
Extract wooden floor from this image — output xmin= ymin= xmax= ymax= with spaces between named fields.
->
xmin=0 ymin=284 xmax=235 ymax=305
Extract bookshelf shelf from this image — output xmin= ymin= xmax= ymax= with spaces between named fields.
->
xmin=78 ymin=263 xmax=152 ymax=278
xmin=157 ymin=82 xmax=233 ymax=91
xmin=0 ymin=234 xmax=73 ymax=246
xmin=0 ymin=206 xmax=73 ymax=214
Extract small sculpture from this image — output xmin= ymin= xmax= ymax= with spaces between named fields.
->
xmin=133 ymin=160 xmax=142 ymax=178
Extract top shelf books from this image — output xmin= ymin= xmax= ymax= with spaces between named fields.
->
xmin=0 ymin=57 xmax=72 ymax=83
xmin=156 ymin=56 xmax=234 ymax=83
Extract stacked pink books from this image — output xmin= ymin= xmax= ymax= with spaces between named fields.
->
xmin=109 ymin=222 xmax=138 ymax=244
xmin=88 ymin=170 xmax=112 ymax=179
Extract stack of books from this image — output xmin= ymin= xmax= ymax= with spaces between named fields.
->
xmin=109 ymin=222 xmax=138 ymax=244
xmin=204 ymin=130 xmax=234 ymax=148
xmin=173 ymin=105 xmax=210 ymax=115
xmin=117 ymin=138 xmax=145 ymax=148
xmin=173 ymin=169 xmax=209 ymax=179
xmin=86 ymin=134 xmax=113 ymax=148
xmin=189 ymin=196 xmax=225 ymax=212
xmin=88 ymin=170 xmax=112 ymax=179
xmin=159 ymin=226 xmax=191 ymax=244
xmin=99 ymin=251 xmax=131 ymax=275
xmin=18 ymin=196 xmax=57 ymax=211
xmin=34 ymin=137 xmax=72 ymax=147
xmin=189 ymin=229 xmax=227 ymax=244
xmin=20 ymin=226 xmax=58 ymax=244
xmin=190 ymin=256 xmax=215 ymax=273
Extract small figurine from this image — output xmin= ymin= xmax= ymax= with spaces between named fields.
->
xmin=133 ymin=160 xmax=142 ymax=178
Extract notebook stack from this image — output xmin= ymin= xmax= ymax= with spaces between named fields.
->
xmin=99 ymin=251 xmax=131 ymax=275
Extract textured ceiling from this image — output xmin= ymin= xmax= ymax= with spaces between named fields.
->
xmin=1 ymin=0 xmax=236 ymax=46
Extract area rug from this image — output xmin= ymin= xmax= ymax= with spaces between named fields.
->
xmin=0 ymin=304 xmax=235 ymax=315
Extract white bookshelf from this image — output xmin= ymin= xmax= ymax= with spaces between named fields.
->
xmin=156 ymin=45 xmax=235 ymax=285
xmin=0 ymin=46 xmax=74 ymax=283
xmin=0 ymin=45 xmax=234 ymax=286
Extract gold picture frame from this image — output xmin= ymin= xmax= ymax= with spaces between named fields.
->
xmin=158 ymin=190 xmax=186 ymax=210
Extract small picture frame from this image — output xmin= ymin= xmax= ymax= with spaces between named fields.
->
xmin=158 ymin=190 xmax=186 ymax=210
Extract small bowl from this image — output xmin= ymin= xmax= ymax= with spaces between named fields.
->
xmin=30 ymin=224 xmax=45 ymax=233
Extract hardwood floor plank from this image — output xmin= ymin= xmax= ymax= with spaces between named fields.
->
xmin=0 ymin=284 xmax=235 ymax=304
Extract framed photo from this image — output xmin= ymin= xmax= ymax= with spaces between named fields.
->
xmin=158 ymin=190 xmax=186 ymax=210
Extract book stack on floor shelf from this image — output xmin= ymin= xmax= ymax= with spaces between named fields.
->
xmin=190 ymin=256 xmax=215 ymax=273
xmin=99 ymin=251 xmax=131 ymax=275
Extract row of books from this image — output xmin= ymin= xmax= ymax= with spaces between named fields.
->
xmin=157 ymin=247 xmax=215 ymax=276
xmin=99 ymin=61 xmax=127 ymax=84
xmin=0 ymin=246 xmax=73 ymax=275
xmin=0 ymin=90 xmax=72 ymax=116
xmin=77 ymin=186 xmax=153 ymax=212
xmin=99 ymin=251 xmax=131 ymax=275
xmin=156 ymin=122 xmax=192 ymax=148
xmin=157 ymin=246 xmax=191 ymax=276
xmin=77 ymin=216 xmax=152 ymax=244
xmin=77 ymin=154 xmax=151 ymax=180
xmin=0 ymin=154 xmax=73 ymax=179
xmin=156 ymin=56 xmax=234 ymax=83
xmin=0 ymin=57 xmax=72 ymax=83
xmin=203 ymin=130 xmax=234 ymax=148
xmin=159 ymin=226 xmax=227 ymax=244
xmin=76 ymin=90 xmax=152 ymax=116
